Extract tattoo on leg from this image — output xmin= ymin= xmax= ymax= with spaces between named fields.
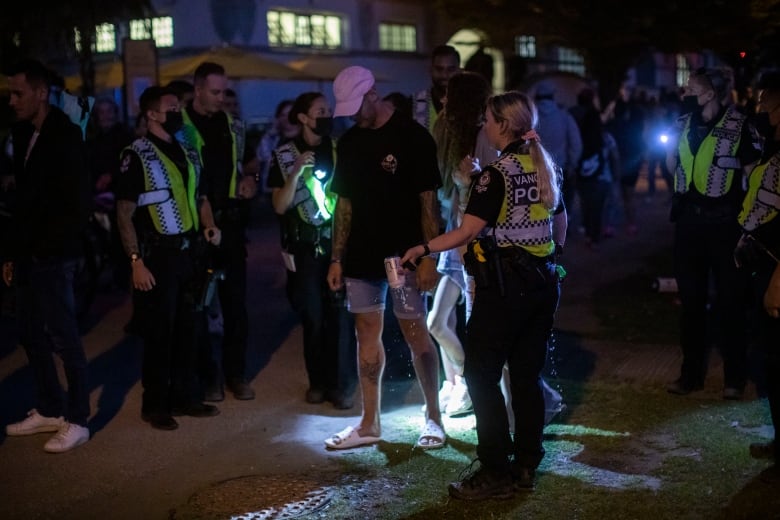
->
xmin=361 ymin=360 xmax=382 ymax=385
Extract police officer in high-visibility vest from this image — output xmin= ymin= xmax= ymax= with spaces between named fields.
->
xmin=179 ymin=62 xmax=258 ymax=402
xmin=665 ymin=67 xmax=761 ymax=399
xmin=267 ymin=91 xmax=357 ymax=409
xmin=403 ymin=91 xmax=567 ymax=500
xmin=412 ymin=45 xmax=460 ymax=133
xmin=115 ymin=86 xmax=222 ymax=430
xmin=734 ymin=71 xmax=780 ymax=478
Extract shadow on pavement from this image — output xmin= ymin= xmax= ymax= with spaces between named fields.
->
xmin=87 ymin=334 xmax=143 ymax=435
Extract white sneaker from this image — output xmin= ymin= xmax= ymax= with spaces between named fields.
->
xmin=6 ymin=409 xmax=65 ymax=436
xmin=43 ymin=423 xmax=90 ymax=453
xmin=421 ymin=380 xmax=454 ymax=413
xmin=445 ymin=376 xmax=473 ymax=416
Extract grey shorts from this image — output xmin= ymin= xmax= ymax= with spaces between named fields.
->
xmin=345 ymin=274 xmax=426 ymax=320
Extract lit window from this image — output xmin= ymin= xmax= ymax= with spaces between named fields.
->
xmin=95 ymin=24 xmax=116 ymax=53
xmin=557 ymin=47 xmax=585 ymax=76
xmin=267 ymin=9 xmax=342 ymax=49
xmin=379 ymin=23 xmax=416 ymax=52
xmin=130 ymin=16 xmax=174 ymax=48
xmin=515 ymin=35 xmax=536 ymax=58
xmin=676 ymin=54 xmax=690 ymax=88
xmin=75 ymin=23 xmax=117 ymax=53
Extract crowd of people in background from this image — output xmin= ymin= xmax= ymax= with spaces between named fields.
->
xmin=0 ymin=48 xmax=779 ymax=501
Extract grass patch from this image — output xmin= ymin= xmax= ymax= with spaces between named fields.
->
xmin=317 ymin=382 xmax=775 ymax=519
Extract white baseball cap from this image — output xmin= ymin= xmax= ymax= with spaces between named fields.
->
xmin=333 ymin=66 xmax=375 ymax=117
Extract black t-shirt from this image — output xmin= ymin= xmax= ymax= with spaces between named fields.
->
xmin=115 ymin=133 xmax=193 ymax=235
xmin=331 ymin=110 xmax=441 ymax=279
xmin=186 ymin=104 xmax=235 ymax=211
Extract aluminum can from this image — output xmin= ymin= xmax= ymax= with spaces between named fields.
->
xmin=384 ymin=256 xmax=405 ymax=289
xmin=652 ymin=277 xmax=678 ymax=293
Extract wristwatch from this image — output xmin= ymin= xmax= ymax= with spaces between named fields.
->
xmin=422 ymin=243 xmax=431 ymax=256
xmin=130 ymin=252 xmax=142 ymax=264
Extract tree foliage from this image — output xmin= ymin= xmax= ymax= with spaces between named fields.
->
xmin=1 ymin=0 xmax=153 ymax=94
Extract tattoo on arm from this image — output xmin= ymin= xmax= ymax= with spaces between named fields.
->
xmin=419 ymin=190 xmax=439 ymax=242
xmin=116 ymin=200 xmax=140 ymax=256
xmin=332 ymin=197 xmax=352 ymax=260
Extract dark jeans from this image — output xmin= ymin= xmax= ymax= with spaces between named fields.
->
xmin=286 ymin=242 xmax=357 ymax=395
xmin=465 ymin=267 xmax=560 ymax=472
xmin=577 ymin=177 xmax=610 ymax=243
xmin=673 ymin=210 xmax=748 ymax=389
xmin=134 ymin=245 xmax=200 ymax=414
xmin=15 ymin=257 xmax=89 ymax=426
xmin=562 ymin=171 xmax=578 ymax=227
xmin=646 ymin=150 xmax=673 ymax=196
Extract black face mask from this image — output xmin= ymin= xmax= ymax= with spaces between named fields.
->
xmin=681 ymin=95 xmax=702 ymax=116
xmin=752 ymin=112 xmax=775 ymax=139
xmin=313 ymin=117 xmax=334 ymax=137
xmin=162 ymin=111 xmax=183 ymax=135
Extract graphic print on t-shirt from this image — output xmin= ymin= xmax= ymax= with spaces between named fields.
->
xmin=381 ymin=154 xmax=398 ymax=174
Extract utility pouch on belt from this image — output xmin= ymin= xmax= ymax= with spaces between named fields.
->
xmin=463 ymin=236 xmax=501 ymax=293
xmin=500 ymin=245 xmax=558 ymax=292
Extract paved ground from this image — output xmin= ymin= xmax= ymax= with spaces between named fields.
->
xmin=0 ymin=180 xmax=754 ymax=519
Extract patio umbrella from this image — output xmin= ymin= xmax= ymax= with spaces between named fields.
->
xmin=287 ymin=56 xmax=388 ymax=81
xmin=63 ymin=61 xmax=125 ymax=91
xmin=160 ymin=46 xmax=318 ymax=82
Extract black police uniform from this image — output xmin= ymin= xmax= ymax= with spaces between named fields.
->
xmin=267 ymin=136 xmax=357 ymax=406
xmin=737 ymin=136 xmax=780 ymax=463
xmin=183 ymin=105 xmax=250 ymax=395
xmin=669 ymin=105 xmax=761 ymax=394
xmin=115 ymin=133 xmax=206 ymax=419
xmin=461 ymin=140 xmax=562 ymax=480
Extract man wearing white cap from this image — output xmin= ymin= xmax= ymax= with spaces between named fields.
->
xmin=324 ymin=66 xmax=446 ymax=450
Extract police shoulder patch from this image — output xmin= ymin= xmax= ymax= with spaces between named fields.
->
xmin=474 ymin=171 xmax=491 ymax=193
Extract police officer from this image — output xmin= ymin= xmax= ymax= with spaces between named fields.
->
xmin=735 ymin=71 xmax=780 ymax=479
xmin=180 ymin=62 xmax=257 ymax=401
xmin=116 ymin=86 xmax=221 ymax=430
xmin=665 ymin=67 xmax=761 ymax=399
xmin=402 ymin=91 xmax=567 ymax=499
xmin=268 ymin=91 xmax=356 ymax=409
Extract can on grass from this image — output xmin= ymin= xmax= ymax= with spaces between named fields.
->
xmin=652 ymin=277 xmax=678 ymax=293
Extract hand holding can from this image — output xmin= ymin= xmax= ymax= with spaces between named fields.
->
xmin=384 ymin=256 xmax=405 ymax=289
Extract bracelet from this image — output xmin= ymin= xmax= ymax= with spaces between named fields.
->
xmin=330 ymin=258 xmax=341 ymax=264
xmin=422 ymin=243 xmax=431 ymax=256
